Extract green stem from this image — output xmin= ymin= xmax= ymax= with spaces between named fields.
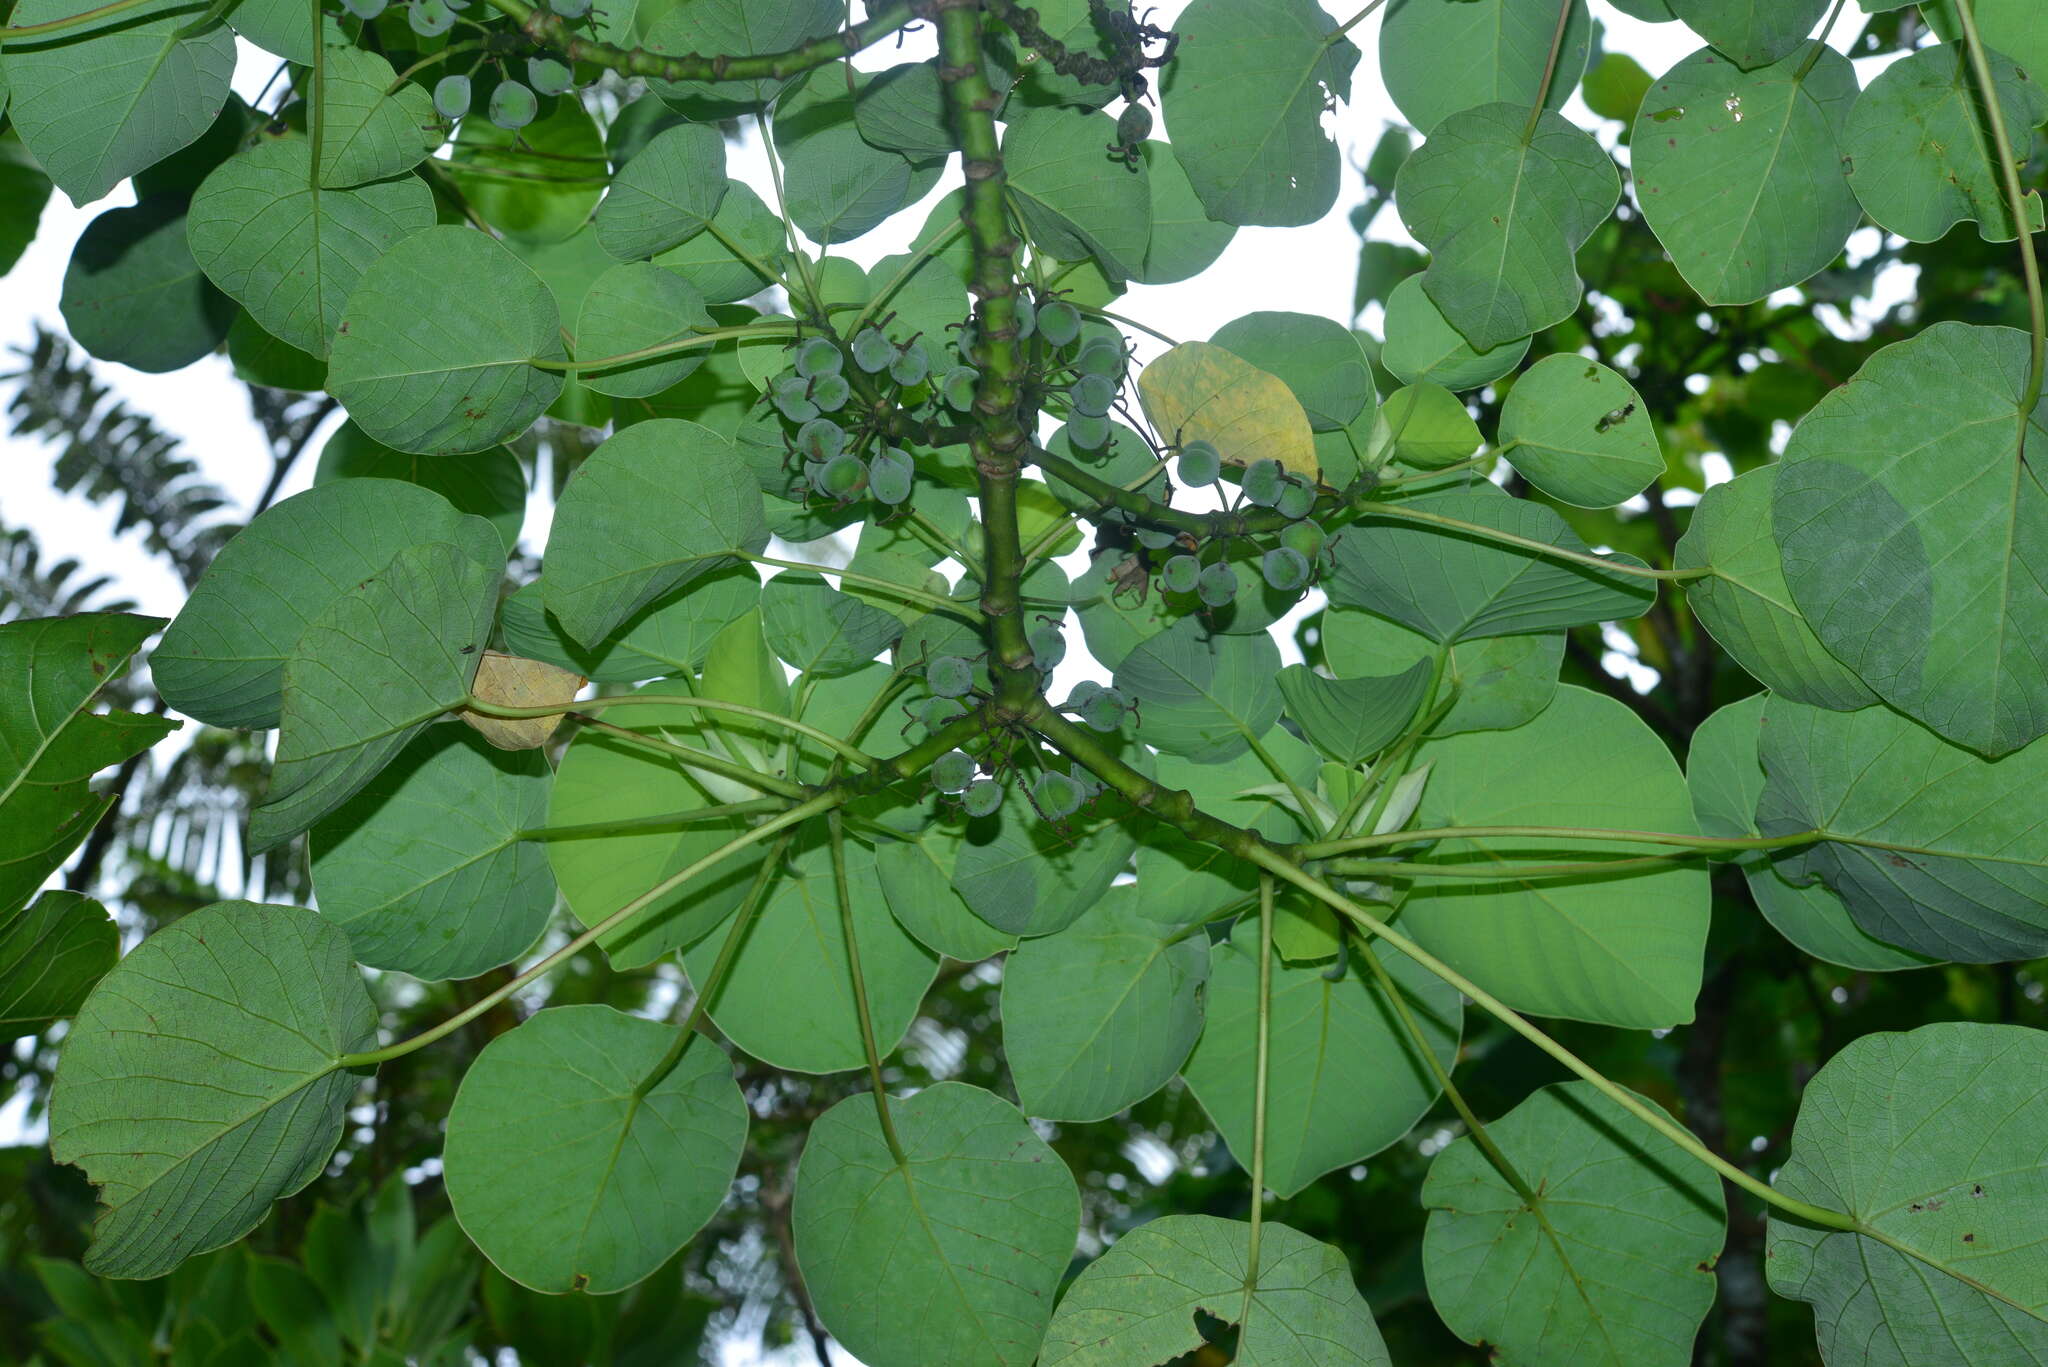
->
xmin=1793 ymin=0 xmax=1850 ymax=82
xmin=630 ymin=831 xmax=794 ymax=1100
xmin=517 ymin=797 xmax=790 ymax=842
xmin=0 ymin=0 xmax=155 ymax=39
xmin=1328 ymin=852 xmax=1702 ymax=879
xmin=1326 ymin=0 xmax=1389 ymax=43
xmin=739 ymin=552 xmax=981 ymax=618
xmin=1245 ymin=847 xmax=1861 ymax=1232
xmin=572 ymin=715 xmax=809 ymax=799
xmin=468 ymin=692 xmax=877 ymax=769
xmin=476 ymin=0 xmax=916 ymax=85
xmin=935 ymin=3 xmax=1036 ymax=689
xmin=307 ymin=0 xmax=324 ymax=193
xmin=534 ymin=322 xmax=800 ymax=373
xmin=1242 ymin=874 xmax=1276 ymax=1308
xmin=1362 ymin=503 xmax=1707 ymax=581
xmin=1522 ymin=0 xmax=1576 ymax=141
xmin=1378 ymin=451 xmax=1499 ymax=485
xmin=1029 ymin=445 xmax=1295 ymax=537
xmin=757 ymin=110 xmax=826 ymax=317
xmin=849 ymin=219 xmax=967 ymax=339
xmin=1954 ymin=0 xmax=2046 ymax=442
xmin=336 ymin=794 xmax=841 ymax=1069
xmin=1071 ymin=304 xmax=1180 ymax=349
xmin=830 ymin=811 xmax=907 ymax=1166
xmin=1246 ymin=729 xmax=1318 ymax=834
xmin=1300 ymin=824 xmax=1823 ymax=859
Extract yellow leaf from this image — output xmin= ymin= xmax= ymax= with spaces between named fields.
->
xmin=1136 ymin=341 xmax=1318 ymax=480
xmin=460 ymin=651 xmax=583 ymax=751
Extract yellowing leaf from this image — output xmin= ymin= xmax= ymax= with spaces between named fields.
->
xmin=460 ymin=651 xmax=584 ymax=751
xmin=1136 ymin=341 xmax=1317 ymax=480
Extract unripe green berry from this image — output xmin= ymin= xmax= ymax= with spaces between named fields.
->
xmin=809 ymin=372 xmax=850 ymax=412
xmin=868 ymin=456 xmax=913 ymax=506
xmin=1178 ymin=440 xmax=1221 ymax=487
xmin=942 ymin=365 xmax=979 ymax=410
xmin=1261 ymin=545 xmax=1311 ymax=592
xmin=488 ymin=79 xmax=537 ymax=128
xmin=1280 ymin=519 xmax=1326 ymax=561
xmin=920 ymin=695 xmax=967 ymax=731
xmin=1117 ymin=103 xmax=1153 ymax=145
xmin=1034 ymin=770 xmax=1084 ymax=819
xmin=1065 ymin=413 xmax=1111 ymax=451
xmin=548 ymin=0 xmax=590 ymax=15
xmin=851 ymin=328 xmax=894 ymax=373
xmin=1161 ymin=554 xmax=1201 ymax=596
xmin=1014 ymin=294 xmax=1037 ymax=339
xmin=889 ymin=339 xmax=929 ymax=387
xmin=1197 ymin=560 xmax=1238 ymax=608
xmin=962 ymin=778 xmax=1004 ymax=818
xmin=793 ymin=337 xmax=843 ymax=378
xmin=932 ymin=750 xmax=976 ymax=794
xmin=1274 ymin=476 xmax=1316 ymax=522
xmin=1028 ymin=623 xmax=1066 ymax=669
xmin=1037 ymin=300 xmax=1081 ymax=348
xmin=815 ymin=452 xmax=867 ymax=500
xmin=796 ymin=417 xmax=844 ymax=461
xmin=408 ymin=0 xmax=455 ymax=34
xmin=926 ymin=655 xmax=974 ymax=698
xmin=1241 ymin=458 xmax=1285 ymax=507
xmin=772 ymin=375 xmax=818 ymax=422
xmin=1071 ymin=373 xmax=1115 ymax=418
xmin=340 ymin=0 xmax=386 ymax=16
xmin=433 ymin=74 xmax=471 ymax=120
xmin=1076 ymin=336 xmax=1124 ymax=377
xmin=1078 ymin=690 xmax=1125 ymax=733
xmin=527 ymin=57 xmax=573 ymax=97
xmin=1134 ymin=527 xmax=1177 ymax=551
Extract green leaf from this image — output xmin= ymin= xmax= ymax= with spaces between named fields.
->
xmin=329 ymin=226 xmax=565 ymax=455
xmin=1687 ymin=694 xmax=1931 ymax=971
xmin=1137 ymin=340 xmax=1320 ymax=479
xmin=1182 ymin=923 xmax=1461 ymax=1197
xmin=1396 ymin=104 xmax=1619 ymax=352
xmin=1042 ymin=1214 xmax=1390 ymax=1366
xmin=1114 ymin=617 xmax=1284 ymax=764
xmin=760 ymin=572 xmax=906 ymax=676
xmin=653 ymin=180 xmax=785 ymax=303
xmin=1422 ymin=1081 xmax=1727 ymax=1367
xmin=314 ymin=46 xmax=438 ymax=189
xmin=1323 ymin=606 xmax=1562 ymax=736
xmin=154 ymin=479 xmax=501 ymax=728
xmin=681 ymin=832 xmax=936 ymax=1074
xmin=853 ymin=59 xmax=954 ymax=159
xmin=874 ymin=826 xmax=1018 ymax=962
xmin=443 ymin=1005 xmax=747 ymax=1294
xmin=1381 ymin=276 xmax=1531 ymax=392
xmin=1134 ymin=141 xmax=1235 ymax=285
xmin=498 ymin=568 xmax=760 ymax=685
xmin=1757 ymin=696 xmax=2048 ymax=962
xmin=1668 ymin=0 xmax=1828 ymax=68
xmin=1844 ymin=44 xmax=2048 ymax=244
xmin=1000 ymin=886 xmax=1209 ymax=1122
xmin=1368 ymin=381 xmax=1485 ymax=472
xmin=1975 ymin=0 xmax=2048 ymax=82
xmin=1498 ymin=355 xmax=1665 ymax=507
xmin=545 ymin=420 xmax=767 ymax=649
xmin=1277 ymin=658 xmax=1432 ymax=766
xmin=228 ymin=312 xmax=328 ymax=392
xmin=49 ymin=901 xmax=375 ymax=1279
xmin=574 ymin=262 xmax=714 ymax=399
xmin=1674 ymin=466 xmax=1877 ymax=711
xmin=189 ymin=139 xmax=436 ymax=358
xmin=225 ymin=0 xmax=311 ymax=62
xmin=646 ymin=0 xmax=840 ymax=112
xmin=0 ymin=134 xmax=55 ymax=277
xmin=545 ymin=687 xmax=772 ymax=969
xmin=1380 ymin=0 xmax=1593 ymax=134
xmin=1003 ymin=105 xmax=1150 ymax=278
xmin=249 ymin=541 xmax=501 ymax=850
xmin=1404 ymin=685 xmax=1711 ymax=1027
xmin=0 ymin=613 xmax=175 ymax=912
xmin=1768 ymin=1022 xmax=2048 ymax=1365
xmin=1775 ymin=322 xmax=2048 ymax=757
xmin=308 ymin=727 xmax=553 ymax=982
xmin=1 ymin=0 xmax=235 ymax=204
xmin=1138 ymin=733 xmax=1317 ymax=925
xmin=1632 ymin=46 xmax=1861 ymax=305
xmin=794 ymin=1082 xmax=1079 ymax=1367
xmin=951 ymin=761 xmax=1136 ymax=938
xmin=0 ymin=891 xmax=117 ymax=1040
xmin=59 ymin=198 xmax=231 ymax=374
xmin=1325 ymin=489 xmax=1656 ymax=643
xmin=593 ymin=124 xmax=728 ymax=262
xmin=1161 ymin=0 xmax=1362 ymax=227
xmin=1211 ymin=310 xmax=1374 ymax=433
xmin=312 ymin=423 xmax=525 ymax=555
xmin=774 ymin=64 xmax=931 ymax=245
